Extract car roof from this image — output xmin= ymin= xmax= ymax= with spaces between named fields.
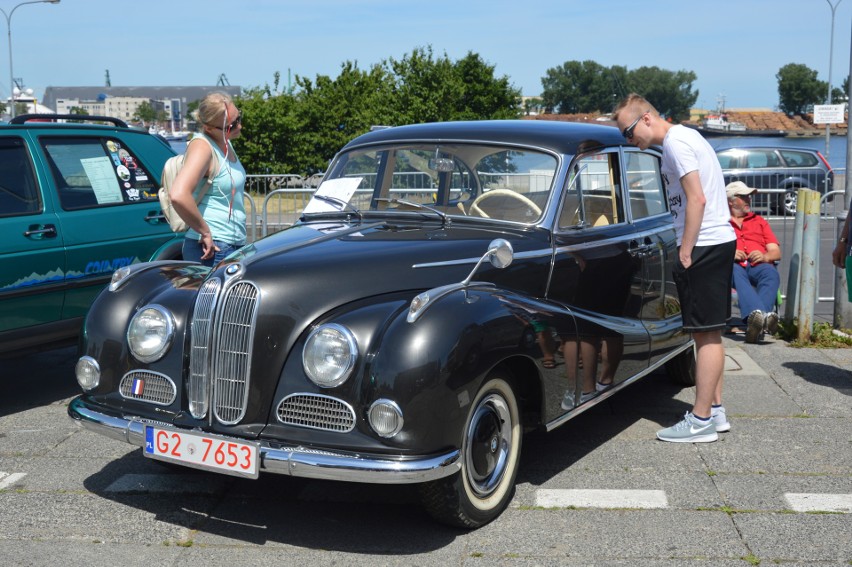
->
xmin=341 ymin=120 xmax=627 ymax=155
xmin=715 ymin=146 xmax=818 ymax=152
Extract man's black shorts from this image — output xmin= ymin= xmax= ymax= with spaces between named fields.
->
xmin=672 ymin=240 xmax=736 ymax=333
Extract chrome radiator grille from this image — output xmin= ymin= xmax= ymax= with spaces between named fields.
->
xmin=119 ymin=370 xmax=176 ymax=405
xmin=277 ymin=393 xmax=356 ymax=432
xmin=188 ymin=278 xmax=221 ymax=419
xmin=188 ymin=277 xmax=260 ymax=425
xmin=212 ymin=281 xmax=259 ymax=424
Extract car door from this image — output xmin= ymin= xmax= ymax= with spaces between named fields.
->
xmin=33 ymin=133 xmax=175 ymax=320
xmin=0 ymin=135 xmax=67 ymax=334
xmin=621 ymin=150 xmax=687 ymax=365
xmin=548 ymin=150 xmax=649 ymax=405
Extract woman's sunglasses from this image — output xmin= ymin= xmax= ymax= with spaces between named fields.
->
xmin=215 ymin=111 xmax=242 ymax=130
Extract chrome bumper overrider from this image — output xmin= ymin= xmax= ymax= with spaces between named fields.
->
xmin=68 ymin=396 xmax=461 ymax=484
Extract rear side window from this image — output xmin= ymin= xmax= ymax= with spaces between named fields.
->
xmin=40 ymin=137 xmax=159 ymax=210
xmin=0 ymin=137 xmax=40 ymax=216
xmin=715 ymin=150 xmax=737 ymax=169
xmin=744 ymin=149 xmax=781 ymax=168
xmin=624 ymin=152 xmax=666 ymax=220
xmin=779 ymin=150 xmax=818 ymax=167
xmin=559 ymin=153 xmax=624 ymax=229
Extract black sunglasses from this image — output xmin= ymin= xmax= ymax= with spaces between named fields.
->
xmin=622 ymin=111 xmax=647 ymax=140
xmin=215 ymin=111 xmax=242 ymax=130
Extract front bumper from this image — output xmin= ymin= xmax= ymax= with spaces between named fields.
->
xmin=68 ymin=396 xmax=461 ymax=484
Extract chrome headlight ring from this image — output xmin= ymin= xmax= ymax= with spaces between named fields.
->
xmin=127 ymin=304 xmax=175 ymax=363
xmin=302 ymin=323 xmax=358 ymax=388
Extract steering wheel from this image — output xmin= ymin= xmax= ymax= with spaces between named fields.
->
xmin=469 ymin=189 xmax=542 ymax=219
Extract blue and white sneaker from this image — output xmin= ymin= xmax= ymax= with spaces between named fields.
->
xmin=712 ymin=406 xmax=731 ymax=433
xmin=656 ymin=412 xmax=718 ymax=443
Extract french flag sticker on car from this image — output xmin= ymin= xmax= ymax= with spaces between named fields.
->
xmin=132 ymin=378 xmax=144 ymax=396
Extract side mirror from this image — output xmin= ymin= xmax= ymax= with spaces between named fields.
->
xmin=487 ymin=238 xmax=514 ymax=269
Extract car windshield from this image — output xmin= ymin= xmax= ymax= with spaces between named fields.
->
xmin=307 ymin=143 xmax=559 ymax=224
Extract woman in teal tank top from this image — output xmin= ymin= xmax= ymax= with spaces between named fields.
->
xmin=169 ymin=91 xmax=247 ymax=267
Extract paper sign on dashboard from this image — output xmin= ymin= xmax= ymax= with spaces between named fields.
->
xmin=302 ymin=177 xmax=363 ymax=213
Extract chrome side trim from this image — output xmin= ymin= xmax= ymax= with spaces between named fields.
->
xmin=544 ymin=339 xmax=694 ymax=432
xmin=68 ymin=396 xmax=461 ymax=484
xmin=412 ymin=248 xmax=550 ymax=270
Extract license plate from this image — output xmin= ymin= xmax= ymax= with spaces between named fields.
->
xmin=143 ymin=425 xmax=260 ymax=479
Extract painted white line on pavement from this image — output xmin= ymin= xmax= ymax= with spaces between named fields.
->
xmin=536 ymin=489 xmax=668 ymax=509
xmin=785 ymin=493 xmax=852 ymax=513
xmin=0 ymin=472 xmax=27 ymax=490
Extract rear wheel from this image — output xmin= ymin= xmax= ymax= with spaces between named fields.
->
xmin=419 ymin=371 xmax=521 ymax=529
xmin=665 ymin=344 xmax=695 ymax=386
xmin=780 ymin=189 xmax=798 ymax=215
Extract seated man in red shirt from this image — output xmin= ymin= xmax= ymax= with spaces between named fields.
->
xmin=727 ymin=181 xmax=781 ymax=343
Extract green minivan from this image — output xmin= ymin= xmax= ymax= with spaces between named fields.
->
xmin=0 ymin=115 xmax=184 ymax=356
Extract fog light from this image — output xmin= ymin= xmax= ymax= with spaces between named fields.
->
xmin=368 ymin=399 xmax=403 ymax=438
xmin=75 ymin=356 xmax=100 ymax=391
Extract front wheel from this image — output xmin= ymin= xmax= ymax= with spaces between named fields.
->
xmin=419 ymin=371 xmax=522 ymax=529
xmin=666 ymin=343 xmax=696 ymax=386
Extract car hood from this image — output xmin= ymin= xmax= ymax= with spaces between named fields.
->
xmin=224 ymin=220 xmax=549 ymax=309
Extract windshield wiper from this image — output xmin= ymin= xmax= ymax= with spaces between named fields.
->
xmin=374 ymin=197 xmax=449 ymax=227
xmin=301 ymin=194 xmax=362 ymax=221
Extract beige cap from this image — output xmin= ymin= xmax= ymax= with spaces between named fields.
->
xmin=726 ymin=181 xmax=757 ymax=199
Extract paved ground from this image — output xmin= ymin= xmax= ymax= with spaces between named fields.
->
xmin=0 ymin=336 xmax=850 ymax=566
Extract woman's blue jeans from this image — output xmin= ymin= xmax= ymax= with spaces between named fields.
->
xmin=182 ymin=238 xmax=244 ymax=267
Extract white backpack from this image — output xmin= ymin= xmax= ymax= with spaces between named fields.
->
xmin=157 ymin=136 xmax=220 ymax=232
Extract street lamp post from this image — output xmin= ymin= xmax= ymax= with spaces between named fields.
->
xmin=1 ymin=0 xmax=60 ymax=119
xmin=824 ymin=0 xmax=842 ymax=157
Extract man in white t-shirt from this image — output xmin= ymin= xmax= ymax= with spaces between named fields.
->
xmin=614 ymin=94 xmax=737 ymax=443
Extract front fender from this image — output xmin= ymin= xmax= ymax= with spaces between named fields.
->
xmin=367 ymin=287 xmax=563 ymax=452
xmin=80 ymin=262 xmax=210 ymax=396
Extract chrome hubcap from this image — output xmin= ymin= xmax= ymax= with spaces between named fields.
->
xmin=464 ymin=393 xmax=512 ymax=497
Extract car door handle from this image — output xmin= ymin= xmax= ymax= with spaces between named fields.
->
xmin=146 ymin=210 xmax=166 ymax=223
xmin=628 ymin=238 xmax=654 ymax=258
xmin=24 ymin=224 xmax=58 ymax=239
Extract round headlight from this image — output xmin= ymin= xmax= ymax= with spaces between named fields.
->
xmin=302 ymin=323 xmax=358 ymax=387
xmin=369 ymin=399 xmax=404 ymax=438
xmin=75 ymin=356 xmax=100 ymax=391
xmin=127 ymin=304 xmax=175 ymax=363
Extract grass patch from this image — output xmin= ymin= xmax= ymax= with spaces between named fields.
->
xmin=742 ymin=553 xmax=761 ymax=565
xmin=778 ymin=320 xmax=852 ymax=348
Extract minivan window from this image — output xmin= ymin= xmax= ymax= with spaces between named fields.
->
xmin=0 ymin=137 xmax=40 ymax=216
xmin=40 ymin=137 xmax=159 ymax=210
xmin=779 ymin=150 xmax=818 ymax=167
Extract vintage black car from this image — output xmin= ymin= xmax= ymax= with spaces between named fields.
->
xmin=69 ymin=120 xmax=694 ymax=528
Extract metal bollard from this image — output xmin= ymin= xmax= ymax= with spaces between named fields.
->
xmin=796 ymin=189 xmax=821 ymax=342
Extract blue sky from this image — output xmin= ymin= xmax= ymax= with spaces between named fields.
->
xmin=6 ymin=0 xmax=852 ymax=111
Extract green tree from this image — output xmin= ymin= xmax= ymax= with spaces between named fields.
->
xmin=291 ymin=61 xmax=393 ymax=174
xmin=830 ymin=76 xmax=849 ymax=103
xmin=624 ymin=66 xmax=698 ymax=121
xmin=67 ymin=106 xmax=89 ymax=123
xmin=231 ymin=84 xmax=298 ymax=174
xmin=231 ymin=48 xmax=521 ymax=175
xmin=777 ymin=63 xmax=826 ymax=115
xmin=134 ymin=100 xmax=158 ymax=125
xmin=539 ymin=61 xmax=696 ymax=120
xmin=541 ymin=60 xmax=617 ymax=114
xmin=385 ymin=46 xmax=520 ymax=123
